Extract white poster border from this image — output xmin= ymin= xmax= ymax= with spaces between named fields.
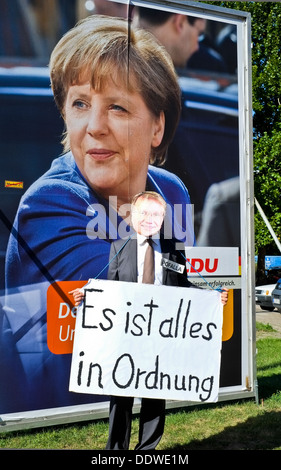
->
xmin=0 ymin=0 xmax=256 ymax=432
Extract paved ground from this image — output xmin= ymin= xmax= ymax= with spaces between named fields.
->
xmin=256 ymin=305 xmax=281 ymax=338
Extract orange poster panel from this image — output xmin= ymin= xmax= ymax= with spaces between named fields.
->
xmin=47 ymin=280 xmax=86 ymax=354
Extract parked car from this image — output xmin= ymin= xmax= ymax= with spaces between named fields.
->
xmin=255 ymin=284 xmax=276 ymax=311
xmin=272 ymin=279 xmax=281 ymax=313
xmin=0 ymin=66 xmax=63 ymax=291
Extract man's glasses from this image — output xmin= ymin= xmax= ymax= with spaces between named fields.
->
xmin=134 ymin=210 xmax=165 ymax=219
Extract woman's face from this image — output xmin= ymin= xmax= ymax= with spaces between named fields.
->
xmin=64 ymin=78 xmax=165 ymax=202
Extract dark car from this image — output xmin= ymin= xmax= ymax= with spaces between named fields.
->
xmin=272 ymin=279 xmax=281 ymax=313
xmin=0 ymin=67 xmax=64 ymax=290
xmin=164 ymin=75 xmax=239 ymax=221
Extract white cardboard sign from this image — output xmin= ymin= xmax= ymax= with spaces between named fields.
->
xmin=69 ymin=279 xmax=223 ymax=402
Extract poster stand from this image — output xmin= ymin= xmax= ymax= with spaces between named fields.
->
xmin=0 ymin=0 xmax=255 ymax=432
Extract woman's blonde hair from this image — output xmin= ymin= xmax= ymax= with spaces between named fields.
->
xmin=49 ymin=15 xmax=181 ymax=165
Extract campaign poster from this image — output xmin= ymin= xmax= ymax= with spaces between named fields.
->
xmin=0 ymin=0 xmax=255 ymax=430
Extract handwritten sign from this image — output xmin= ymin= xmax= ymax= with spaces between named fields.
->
xmin=69 ymin=280 xmax=223 ymax=402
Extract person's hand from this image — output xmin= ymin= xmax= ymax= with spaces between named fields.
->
xmin=69 ymin=288 xmax=85 ymax=306
xmin=220 ymin=288 xmax=229 ymax=306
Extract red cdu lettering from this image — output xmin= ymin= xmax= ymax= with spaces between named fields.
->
xmin=190 ymin=258 xmax=204 ymax=273
xmin=205 ymin=258 xmax=218 ymax=273
xmin=186 ymin=258 xmax=218 ymax=274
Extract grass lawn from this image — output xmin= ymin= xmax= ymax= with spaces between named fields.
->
xmin=0 ymin=322 xmax=281 ymax=451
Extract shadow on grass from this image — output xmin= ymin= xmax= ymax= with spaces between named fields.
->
xmin=163 ymin=368 xmax=281 ymax=452
xmin=258 ymin=373 xmax=281 ymax=401
xmin=164 ymin=410 xmax=281 ymax=451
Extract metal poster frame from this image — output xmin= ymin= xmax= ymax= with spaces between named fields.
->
xmin=0 ymin=0 xmax=255 ymax=432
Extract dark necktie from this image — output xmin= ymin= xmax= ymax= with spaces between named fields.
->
xmin=142 ymin=237 xmax=155 ymax=284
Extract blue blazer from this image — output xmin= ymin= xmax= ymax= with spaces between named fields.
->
xmin=6 ymin=152 xmax=194 ymax=289
xmin=2 ymin=152 xmax=194 ymax=412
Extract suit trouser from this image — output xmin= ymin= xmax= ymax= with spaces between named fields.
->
xmin=105 ymin=396 xmax=166 ymax=450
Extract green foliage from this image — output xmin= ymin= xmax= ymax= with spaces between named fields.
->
xmin=206 ymin=1 xmax=281 ymax=254
xmin=254 ymin=129 xmax=281 ymax=248
xmin=256 ymin=321 xmax=275 ymax=333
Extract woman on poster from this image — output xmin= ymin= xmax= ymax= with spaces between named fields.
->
xmin=2 ymin=15 xmax=194 ymax=412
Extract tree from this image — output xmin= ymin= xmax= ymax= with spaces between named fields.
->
xmin=206 ymin=1 xmax=281 ymax=281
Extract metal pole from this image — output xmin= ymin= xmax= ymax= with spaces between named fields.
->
xmin=255 ymin=198 xmax=281 ymax=252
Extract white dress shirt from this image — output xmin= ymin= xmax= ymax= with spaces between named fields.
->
xmin=136 ymin=234 xmax=163 ymax=285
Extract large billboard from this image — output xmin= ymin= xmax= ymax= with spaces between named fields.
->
xmin=0 ymin=0 xmax=255 ymax=432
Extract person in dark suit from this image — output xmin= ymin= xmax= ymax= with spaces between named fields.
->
xmin=197 ymin=177 xmax=240 ymax=247
xmin=107 ymin=191 xmax=193 ymax=288
xmin=72 ymin=190 xmax=228 ymax=450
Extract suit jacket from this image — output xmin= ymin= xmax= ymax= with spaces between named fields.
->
xmin=107 ymin=234 xmax=192 ymax=288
